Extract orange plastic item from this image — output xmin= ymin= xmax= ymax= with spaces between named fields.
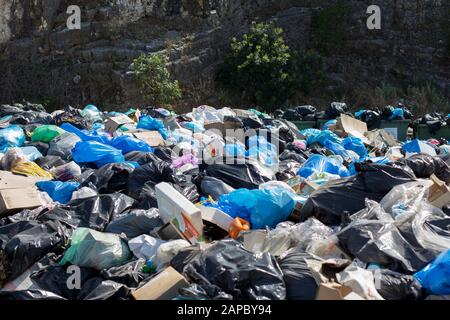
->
xmin=228 ymin=217 xmax=250 ymax=239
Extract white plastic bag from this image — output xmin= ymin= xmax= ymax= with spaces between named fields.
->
xmin=154 ymin=239 xmax=190 ymax=269
xmin=336 ymin=264 xmax=384 ymax=300
xmin=128 ymin=235 xmax=166 ymax=261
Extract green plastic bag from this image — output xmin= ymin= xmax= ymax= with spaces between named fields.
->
xmin=31 ymin=125 xmax=66 ymax=143
xmin=60 ymin=228 xmax=132 ymax=270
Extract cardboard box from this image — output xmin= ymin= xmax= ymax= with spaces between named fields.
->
xmin=427 ymin=174 xmax=450 ymax=208
xmin=0 ymin=187 xmax=43 ymax=217
xmin=200 ymin=206 xmax=234 ymax=232
xmin=316 ymin=282 xmax=365 ymax=300
xmin=132 ymin=267 xmax=189 ymax=300
xmin=132 ymin=131 xmax=166 ymax=147
xmin=104 ymin=114 xmax=134 ymax=132
xmin=170 ymin=212 xmax=204 ymax=244
xmin=155 ymin=182 xmax=203 ymax=238
xmin=285 ymin=176 xmax=319 ymax=195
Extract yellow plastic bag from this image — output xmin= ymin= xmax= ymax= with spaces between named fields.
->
xmin=11 ymin=161 xmax=53 ymax=178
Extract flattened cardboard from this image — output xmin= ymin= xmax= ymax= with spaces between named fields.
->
xmin=132 ymin=267 xmax=189 ymax=300
xmin=427 ymin=174 xmax=450 ymax=208
xmin=316 ymin=282 xmax=365 ymax=300
xmin=132 ymin=131 xmax=166 ymax=147
xmin=338 ymin=114 xmax=368 ymax=142
xmin=0 ymin=171 xmax=50 ymax=189
xmin=0 ymin=187 xmax=42 ymax=217
xmin=105 ymin=114 xmax=134 ymax=132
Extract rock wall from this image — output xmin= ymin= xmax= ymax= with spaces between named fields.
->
xmin=0 ymin=0 xmax=449 ymax=110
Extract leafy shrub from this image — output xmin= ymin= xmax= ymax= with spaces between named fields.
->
xmin=130 ymin=53 xmax=181 ymax=106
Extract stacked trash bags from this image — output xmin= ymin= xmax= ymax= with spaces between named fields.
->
xmin=0 ymin=102 xmax=449 ymax=300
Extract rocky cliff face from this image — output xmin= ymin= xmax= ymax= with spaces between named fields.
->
xmin=0 ymin=0 xmax=449 ymax=110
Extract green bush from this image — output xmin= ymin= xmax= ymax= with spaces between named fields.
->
xmin=130 ymin=53 xmax=181 ymax=106
xmin=217 ymin=21 xmax=325 ymax=111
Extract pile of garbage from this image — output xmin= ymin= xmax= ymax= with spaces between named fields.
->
xmin=278 ymin=102 xmax=350 ymax=122
xmin=0 ymin=102 xmax=449 ymax=300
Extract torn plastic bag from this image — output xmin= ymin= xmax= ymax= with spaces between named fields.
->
xmin=101 ymin=258 xmax=148 ymax=288
xmin=336 ymin=264 xmax=384 ymax=300
xmin=0 ymin=220 xmax=71 ymax=285
xmin=109 ymin=135 xmax=154 ymax=154
xmin=199 ymin=176 xmax=235 ymax=200
xmin=414 ymin=249 xmax=450 ymax=295
xmin=205 ymin=163 xmax=273 ymax=190
xmin=39 ymin=193 xmax=135 ymax=231
xmin=0 ymin=125 xmax=25 ymax=152
xmin=47 ymin=132 xmax=81 ymax=160
xmin=34 ymin=155 xmax=66 ymax=171
xmin=105 ymin=208 xmax=163 ymax=238
xmin=373 ymin=269 xmax=423 ymax=300
xmin=125 ymin=151 xmax=162 ymax=166
xmin=30 ymin=125 xmax=65 ymax=143
xmin=217 ymin=187 xmax=296 ymax=229
xmin=60 ymin=228 xmax=132 ymax=270
xmin=127 ymin=157 xmax=174 ymax=199
xmin=30 ymin=264 xmax=99 ymax=300
xmin=76 ymin=277 xmax=131 ymax=300
xmin=36 ymin=181 xmax=80 ymax=204
xmin=402 ymin=153 xmax=450 ymax=183
xmin=279 ymin=251 xmax=320 ymax=300
xmin=72 ymin=141 xmax=125 ymax=168
xmin=299 ymin=163 xmax=416 ymax=225
xmin=78 ymin=162 xmax=134 ymax=193
xmin=298 ymin=154 xmax=350 ymax=179
xmin=181 ymin=240 xmax=286 ymax=300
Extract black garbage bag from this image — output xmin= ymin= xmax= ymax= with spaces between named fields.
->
xmin=380 ymin=105 xmax=394 ymax=120
xmin=105 ymin=208 xmax=163 ymax=238
xmin=0 ymin=220 xmax=70 ymax=285
xmin=100 ymin=258 xmax=148 ymax=288
xmin=401 ymin=153 xmax=450 ymax=183
xmin=276 ymin=160 xmax=303 ymax=181
xmin=360 ymin=110 xmax=381 ymax=130
xmin=279 ymin=150 xmax=307 ymax=164
xmin=79 ymin=163 xmax=134 ymax=193
xmin=127 ymin=157 xmax=175 ymax=199
xmin=325 ymin=102 xmax=348 ymax=119
xmin=282 ymin=109 xmax=302 ymax=121
xmin=34 ymin=155 xmax=66 ymax=170
xmin=30 ymin=264 xmax=99 ymax=300
xmin=295 ymin=105 xmax=316 ymax=117
xmin=153 ymin=147 xmax=175 ymax=162
xmin=0 ymin=289 xmax=66 ymax=300
xmin=24 ymin=141 xmax=49 ymax=156
xmin=420 ymin=112 xmax=446 ymax=134
xmin=337 ymin=219 xmax=436 ymax=273
xmin=273 ymin=109 xmax=284 ymax=119
xmin=170 ymin=245 xmax=203 ymax=273
xmin=125 ymin=151 xmax=161 ymax=166
xmin=299 ymin=163 xmax=416 ymax=225
xmin=137 ymin=176 xmax=199 ymax=210
xmin=199 ymin=176 xmax=235 ymax=200
xmin=373 ymin=269 xmax=424 ymax=300
xmin=205 ymin=163 xmax=272 ymax=190
xmin=177 ymin=283 xmax=233 ymax=300
xmin=76 ymin=277 xmax=132 ymax=300
xmin=181 ymin=240 xmax=286 ymax=300
xmin=279 ymin=251 xmax=319 ymax=300
xmin=241 ymin=116 xmax=265 ymax=130
xmin=38 ymin=194 xmax=136 ymax=231
xmin=51 ymin=106 xmax=89 ymax=129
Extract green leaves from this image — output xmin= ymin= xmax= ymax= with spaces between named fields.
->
xmin=130 ymin=53 xmax=182 ymax=106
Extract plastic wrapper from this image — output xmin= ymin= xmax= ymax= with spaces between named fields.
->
xmin=36 ymin=181 xmax=80 ymax=204
xmin=0 ymin=125 xmax=25 ymax=152
xmin=30 ymin=125 xmax=65 ymax=143
xmin=414 ymin=249 xmax=450 ymax=295
xmin=72 ymin=141 xmax=125 ymax=168
xmin=59 ymin=228 xmax=132 ymax=270
xmin=105 ymin=208 xmax=163 ymax=239
xmin=336 ymin=264 xmax=384 ymax=300
xmin=181 ymin=240 xmax=286 ymax=300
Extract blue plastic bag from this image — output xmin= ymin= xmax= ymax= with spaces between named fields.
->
xmin=36 ymin=181 xmax=80 ymax=204
xmin=0 ymin=125 xmax=25 ymax=152
xmin=109 ymin=135 xmax=154 ymax=154
xmin=181 ymin=122 xmax=205 ymax=133
xmin=61 ymin=123 xmax=110 ymax=144
xmin=72 ymin=141 xmax=125 ymax=168
xmin=343 ymin=137 xmax=368 ymax=160
xmin=389 ymin=108 xmax=404 ymax=120
xmin=218 ymin=188 xmax=296 ymax=229
xmin=298 ymin=154 xmax=350 ymax=178
xmin=355 ymin=109 xmax=366 ymax=119
xmin=21 ymin=146 xmax=43 ymax=161
xmin=137 ymin=115 xmax=169 ymax=139
xmin=414 ymin=249 xmax=450 ymax=295
xmin=300 ymin=128 xmax=321 ymax=140
xmin=307 ymin=130 xmax=341 ymax=146
xmin=81 ymin=104 xmax=102 ymax=123
xmin=324 ymin=139 xmax=357 ymax=161
xmin=322 ymin=119 xmax=337 ymax=130
xmin=225 ymin=144 xmax=246 ymax=157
